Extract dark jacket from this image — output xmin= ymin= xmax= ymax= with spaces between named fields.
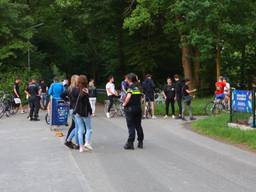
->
xmin=142 ymin=79 xmax=155 ymax=96
xmin=175 ymin=80 xmax=183 ymax=99
xmin=61 ymin=87 xmax=79 ymax=109
xmin=89 ymin=86 xmax=97 ymax=98
xmin=74 ymin=92 xmax=92 ymax=117
xmin=164 ymin=84 xmax=175 ymax=99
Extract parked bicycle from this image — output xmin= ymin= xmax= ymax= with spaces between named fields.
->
xmin=0 ymin=91 xmax=19 ymax=119
xmin=104 ymin=98 xmax=125 ymax=118
xmin=204 ymin=96 xmax=229 ymax=116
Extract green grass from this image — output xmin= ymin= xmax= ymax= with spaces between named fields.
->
xmin=155 ymin=97 xmax=211 ymax=116
xmin=192 ymin=114 xmax=256 ymax=150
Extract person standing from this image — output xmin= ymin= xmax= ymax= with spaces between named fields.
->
xmin=13 ymin=78 xmax=25 ymax=113
xmin=48 ymin=77 xmax=64 ymax=100
xmin=120 ymin=75 xmax=129 ymax=103
xmin=174 ymin=74 xmax=183 ymax=119
xmin=223 ymin=77 xmax=231 ymax=109
xmin=39 ymin=80 xmax=48 ymax=110
xmin=66 ymin=75 xmax=93 ymax=153
xmin=123 ymin=73 xmax=144 ymax=150
xmin=142 ymin=74 xmax=156 ymax=119
xmin=215 ymin=76 xmax=226 ymax=100
xmin=181 ymin=79 xmax=197 ymax=121
xmin=106 ymin=75 xmax=118 ymax=118
xmin=89 ymin=79 xmax=97 ymax=117
xmin=163 ymin=77 xmax=176 ymax=119
xmin=25 ymin=79 xmax=40 ymax=121
xmin=62 ymin=75 xmax=80 ymax=149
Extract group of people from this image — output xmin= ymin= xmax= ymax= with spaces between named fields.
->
xmin=106 ymin=74 xmax=197 ymax=121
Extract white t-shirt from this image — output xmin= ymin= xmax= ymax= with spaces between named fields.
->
xmin=106 ymin=82 xmax=115 ymax=96
xmin=224 ymin=82 xmax=230 ymax=95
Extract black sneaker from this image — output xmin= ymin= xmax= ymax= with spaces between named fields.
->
xmin=33 ymin=118 xmax=40 ymax=121
xmin=72 ymin=144 xmax=79 ymax=150
xmin=181 ymin=117 xmax=187 ymax=121
xmin=64 ymin=141 xmax=74 ymax=149
xmin=124 ymin=142 xmax=134 ymax=150
xmin=138 ymin=142 xmax=143 ymax=149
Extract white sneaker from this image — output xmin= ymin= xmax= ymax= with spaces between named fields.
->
xmin=152 ymin=115 xmax=157 ymax=119
xmin=106 ymin=112 xmax=110 ymax=118
xmin=84 ymin=143 xmax=93 ymax=151
xmin=164 ymin=115 xmax=168 ymax=119
xmin=172 ymin=115 xmax=176 ymax=119
xmin=79 ymin=146 xmax=85 ymax=153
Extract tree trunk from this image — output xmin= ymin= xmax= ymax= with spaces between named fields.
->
xmin=216 ymin=45 xmax=221 ymax=81
xmin=193 ymin=48 xmax=200 ymax=89
xmin=182 ymin=46 xmax=193 ymax=81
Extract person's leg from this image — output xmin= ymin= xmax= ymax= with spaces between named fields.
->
xmin=34 ymin=96 xmax=40 ymax=119
xmin=91 ymin=98 xmax=96 ymax=115
xmin=75 ymin=115 xmax=86 ymax=152
xmin=151 ymin=100 xmax=155 ymax=117
xmin=177 ymin=98 xmax=182 ymax=117
xmin=125 ymin=111 xmax=136 ymax=145
xmin=182 ymin=100 xmax=186 ymax=119
xmin=84 ymin=116 xmax=92 ymax=145
xmin=188 ymin=101 xmax=193 ymax=119
xmin=29 ymin=98 xmax=34 ymax=119
xmin=165 ymin=99 xmax=170 ymax=116
xmin=171 ymin=99 xmax=175 ymax=116
xmin=107 ymin=96 xmax=113 ymax=113
xmin=135 ymin=109 xmax=144 ymax=144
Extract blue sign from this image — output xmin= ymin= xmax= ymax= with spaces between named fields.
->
xmin=232 ymin=90 xmax=252 ymax=113
xmin=51 ymin=98 xmax=69 ymax=126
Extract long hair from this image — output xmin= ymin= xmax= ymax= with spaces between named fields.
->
xmin=68 ymin=75 xmax=79 ymax=93
xmin=77 ymin=75 xmax=88 ymax=91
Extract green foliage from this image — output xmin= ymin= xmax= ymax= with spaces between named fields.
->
xmin=192 ymin=114 xmax=256 ymax=150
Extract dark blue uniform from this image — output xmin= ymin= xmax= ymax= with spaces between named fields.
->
xmin=125 ymin=84 xmax=144 ymax=144
xmin=26 ymin=83 xmax=40 ymax=120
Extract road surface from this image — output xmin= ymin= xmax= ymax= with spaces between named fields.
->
xmin=1 ymin=108 xmax=256 ymax=192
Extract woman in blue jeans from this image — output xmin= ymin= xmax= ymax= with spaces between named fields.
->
xmin=66 ymin=75 xmax=93 ymax=153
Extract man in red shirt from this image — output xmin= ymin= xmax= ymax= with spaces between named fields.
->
xmin=215 ymin=76 xmax=226 ymax=100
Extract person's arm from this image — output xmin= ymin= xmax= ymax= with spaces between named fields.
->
xmin=13 ymin=85 xmax=19 ymax=97
xmin=24 ymin=87 xmax=30 ymax=97
xmin=186 ymin=89 xmax=197 ymax=94
xmin=123 ymin=93 xmax=132 ymax=107
xmin=48 ymin=84 xmax=53 ymax=96
xmin=162 ymin=86 xmax=167 ymax=100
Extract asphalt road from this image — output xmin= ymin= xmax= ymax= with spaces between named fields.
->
xmin=1 ymin=108 xmax=256 ymax=192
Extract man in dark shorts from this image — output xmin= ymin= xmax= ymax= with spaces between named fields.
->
xmin=174 ymin=74 xmax=183 ymax=119
xmin=13 ymin=78 xmax=25 ymax=113
xmin=142 ymin=74 xmax=156 ymax=119
xmin=25 ymin=79 xmax=40 ymax=121
xmin=39 ymin=80 xmax=48 ymax=110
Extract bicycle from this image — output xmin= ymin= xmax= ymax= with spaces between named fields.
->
xmin=0 ymin=92 xmax=19 ymax=119
xmin=104 ymin=98 xmax=125 ymax=118
xmin=204 ymin=96 xmax=229 ymax=116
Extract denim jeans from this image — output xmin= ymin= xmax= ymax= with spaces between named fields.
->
xmin=74 ymin=114 xmax=92 ymax=145
xmin=67 ymin=111 xmax=78 ymax=144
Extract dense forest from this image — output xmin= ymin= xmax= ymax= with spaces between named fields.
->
xmin=0 ymin=0 xmax=256 ymax=93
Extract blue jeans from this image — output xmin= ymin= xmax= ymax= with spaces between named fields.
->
xmin=74 ymin=114 xmax=92 ymax=145
xmin=67 ymin=111 xmax=78 ymax=144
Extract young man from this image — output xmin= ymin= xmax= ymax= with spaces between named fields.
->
xmin=163 ymin=77 xmax=176 ymax=119
xmin=39 ymin=80 xmax=48 ymax=110
xmin=174 ymin=74 xmax=183 ymax=119
xmin=48 ymin=77 xmax=65 ymax=100
xmin=106 ymin=75 xmax=118 ymax=118
xmin=181 ymin=79 xmax=197 ymax=121
xmin=142 ymin=74 xmax=156 ymax=119
xmin=120 ymin=75 xmax=129 ymax=103
xmin=215 ymin=76 xmax=226 ymax=100
xmin=13 ymin=78 xmax=25 ymax=113
xmin=25 ymin=79 xmax=40 ymax=121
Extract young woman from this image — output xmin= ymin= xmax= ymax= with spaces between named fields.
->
xmin=89 ymin=79 xmax=97 ymax=116
xmin=66 ymin=75 xmax=93 ymax=153
xmin=123 ymin=73 xmax=144 ymax=150
xmin=62 ymin=75 xmax=80 ymax=149
xmin=163 ymin=77 xmax=176 ymax=119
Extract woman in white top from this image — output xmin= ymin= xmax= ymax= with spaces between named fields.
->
xmin=106 ymin=75 xmax=118 ymax=118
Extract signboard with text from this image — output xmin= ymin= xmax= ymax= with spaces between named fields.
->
xmin=232 ymin=90 xmax=252 ymax=113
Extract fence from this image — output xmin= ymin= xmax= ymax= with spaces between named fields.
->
xmin=230 ymin=88 xmax=256 ymax=128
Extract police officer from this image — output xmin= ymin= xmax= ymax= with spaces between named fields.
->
xmin=122 ymin=73 xmax=144 ymax=150
xmin=25 ymin=78 xmax=40 ymax=121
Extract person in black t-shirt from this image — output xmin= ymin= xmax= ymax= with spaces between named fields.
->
xmin=13 ymin=78 xmax=25 ymax=113
xmin=39 ymin=80 xmax=48 ymax=110
xmin=174 ymin=74 xmax=183 ymax=119
xmin=163 ymin=77 xmax=176 ymax=119
xmin=25 ymin=79 xmax=40 ymax=121
xmin=181 ymin=79 xmax=197 ymax=121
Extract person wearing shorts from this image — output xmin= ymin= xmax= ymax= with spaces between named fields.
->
xmin=142 ymin=74 xmax=156 ymax=119
xmin=215 ymin=76 xmax=226 ymax=100
xmin=13 ymin=78 xmax=25 ymax=113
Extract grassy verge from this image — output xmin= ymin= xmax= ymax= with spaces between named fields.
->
xmin=192 ymin=114 xmax=256 ymax=150
xmin=155 ymin=97 xmax=211 ymax=116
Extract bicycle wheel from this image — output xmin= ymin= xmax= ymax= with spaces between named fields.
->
xmin=0 ymin=103 xmax=5 ymax=119
xmin=204 ymin=102 xmax=215 ymax=116
xmin=212 ymin=103 xmax=225 ymax=115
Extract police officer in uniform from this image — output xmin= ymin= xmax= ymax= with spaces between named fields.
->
xmin=25 ymin=79 xmax=40 ymax=121
xmin=123 ymin=73 xmax=144 ymax=150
